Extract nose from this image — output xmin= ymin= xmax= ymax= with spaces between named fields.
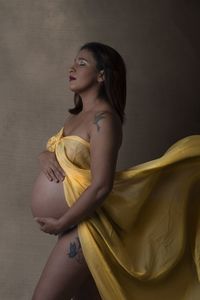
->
xmin=69 ymin=66 xmax=74 ymax=75
xmin=69 ymin=62 xmax=77 ymax=74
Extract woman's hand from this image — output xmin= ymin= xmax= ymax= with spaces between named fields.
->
xmin=38 ymin=150 xmax=66 ymax=183
xmin=34 ymin=217 xmax=62 ymax=235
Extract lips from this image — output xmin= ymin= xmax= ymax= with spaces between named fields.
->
xmin=69 ymin=75 xmax=76 ymax=81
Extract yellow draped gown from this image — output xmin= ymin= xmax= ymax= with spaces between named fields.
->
xmin=46 ymin=127 xmax=200 ymax=300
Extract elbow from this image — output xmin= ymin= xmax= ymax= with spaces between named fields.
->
xmin=104 ymin=182 xmax=113 ymax=194
xmin=88 ymin=183 xmax=113 ymax=213
xmin=91 ymin=182 xmax=113 ymax=196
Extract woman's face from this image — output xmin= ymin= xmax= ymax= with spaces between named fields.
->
xmin=68 ymin=49 xmax=103 ymax=94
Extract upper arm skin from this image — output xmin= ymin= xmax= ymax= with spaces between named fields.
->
xmin=89 ymin=111 xmax=123 ymax=193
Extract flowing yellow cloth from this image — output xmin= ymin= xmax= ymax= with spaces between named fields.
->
xmin=46 ymin=127 xmax=200 ymax=300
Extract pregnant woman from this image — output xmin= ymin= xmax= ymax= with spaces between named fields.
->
xmin=31 ymin=41 xmax=124 ymax=300
xmin=31 ymin=42 xmax=200 ymax=300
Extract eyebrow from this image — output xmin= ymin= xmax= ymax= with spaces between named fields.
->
xmin=74 ymin=57 xmax=89 ymax=62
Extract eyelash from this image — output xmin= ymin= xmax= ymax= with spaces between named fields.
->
xmin=72 ymin=60 xmax=86 ymax=67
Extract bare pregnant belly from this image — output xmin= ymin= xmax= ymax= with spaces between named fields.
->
xmin=31 ymin=171 xmax=70 ymax=218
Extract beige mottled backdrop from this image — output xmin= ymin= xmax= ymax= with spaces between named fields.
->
xmin=0 ymin=0 xmax=200 ymax=299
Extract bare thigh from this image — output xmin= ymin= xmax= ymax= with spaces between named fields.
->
xmin=72 ymin=272 xmax=102 ymax=300
xmin=32 ymin=227 xmax=93 ymax=300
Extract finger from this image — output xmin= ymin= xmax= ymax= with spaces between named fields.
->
xmin=54 ymin=169 xmax=65 ymax=181
xmin=34 ymin=217 xmax=45 ymax=222
xmin=40 ymin=225 xmax=47 ymax=232
xmin=52 ymin=161 xmax=66 ymax=178
xmin=45 ymin=171 xmax=53 ymax=182
xmin=35 ymin=217 xmax=46 ymax=225
xmin=59 ymin=168 xmax=66 ymax=178
xmin=50 ymin=166 xmax=65 ymax=182
xmin=38 ymin=221 xmax=46 ymax=226
xmin=48 ymin=169 xmax=59 ymax=183
xmin=42 ymin=169 xmax=53 ymax=182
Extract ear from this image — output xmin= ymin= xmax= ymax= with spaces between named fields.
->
xmin=97 ymin=70 xmax=105 ymax=83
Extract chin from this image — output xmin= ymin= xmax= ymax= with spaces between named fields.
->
xmin=69 ymin=87 xmax=80 ymax=93
xmin=68 ymin=80 xmax=94 ymax=94
xmin=68 ymin=85 xmax=86 ymax=94
xmin=68 ymin=83 xmax=79 ymax=93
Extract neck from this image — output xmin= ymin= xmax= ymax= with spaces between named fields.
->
xmin=78 ymin=88 xmax=104 ymax=113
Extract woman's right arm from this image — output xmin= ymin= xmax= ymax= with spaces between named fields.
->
xmin=38 ymin=150 xmax=66 ymax=183
xmin=39 ymin=115 xmax=72 ymax=183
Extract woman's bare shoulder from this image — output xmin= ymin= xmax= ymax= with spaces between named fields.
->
xmin=89 ymin=109 xmax=123 ymax=148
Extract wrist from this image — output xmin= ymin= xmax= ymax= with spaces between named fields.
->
xmin=58 ymin=216 xmax=77 ymax=233
xmin=57 ymin=217 xmax=64 ymax=231
xmin=57 ymin=215 xmax=70 ymax=232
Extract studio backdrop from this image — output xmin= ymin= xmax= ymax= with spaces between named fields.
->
xmin=0 ymin=1 xmax=199 ymax=299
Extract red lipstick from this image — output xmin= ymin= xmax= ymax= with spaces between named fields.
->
xmin=69 ymin=75 xmax=76 ymax=81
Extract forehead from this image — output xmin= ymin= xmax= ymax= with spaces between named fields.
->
xmin=75 ymin=49 xmax=96 ymax=63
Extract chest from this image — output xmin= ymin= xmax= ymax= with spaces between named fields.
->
xmin=63 ymin=113 xmax=91 ymax=141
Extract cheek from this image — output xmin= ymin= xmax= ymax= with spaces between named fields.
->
xmin=76 ymin=72 xmax=97 ymax=89
xmin=80 ymin=71 xmax=94 ymax=80
xmin=79 ymin=70 xmax=96 ymax=82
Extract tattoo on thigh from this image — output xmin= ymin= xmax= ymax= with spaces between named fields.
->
xmin=66 ymin=236 xmax=84 ymax=264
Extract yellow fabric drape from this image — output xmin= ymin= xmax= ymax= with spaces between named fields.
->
xmin=46 ymin=127 xmax=200 ymax=300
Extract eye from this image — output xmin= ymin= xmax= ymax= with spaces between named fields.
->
xmin=79 ymin=61 xmax=85 ymax=66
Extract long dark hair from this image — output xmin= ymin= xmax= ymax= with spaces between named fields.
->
xmin=68 ymin=42 xmax=127 ymax=124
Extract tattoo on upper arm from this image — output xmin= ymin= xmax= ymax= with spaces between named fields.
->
xmin=93 ymin=112 xmax=107 ymax=132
